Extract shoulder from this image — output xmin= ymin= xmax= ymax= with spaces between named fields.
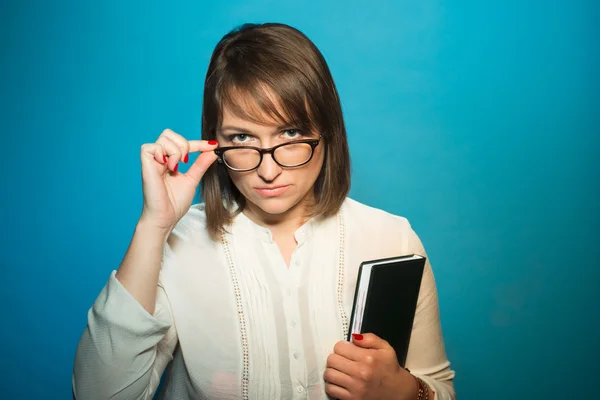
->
xmin=166 ymin=203 xmax=214 ymax=251
xmin=342 ymin=197 xmax=412 ymax=232
xmin=159 ymin=204 xmax=221 ymax=283
xmin=341 ymin=197 xmax=423 ymax=254
xmin=176 ymin=203 xmax=208 ymax=228
xmin=172 ymin=203 xmax=208 ymax=235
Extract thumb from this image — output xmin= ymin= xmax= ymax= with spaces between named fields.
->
xmin=186 ymin=151 xmax=219 ymax=184
xmin=351 ymin=332 xmax=391 ymax=350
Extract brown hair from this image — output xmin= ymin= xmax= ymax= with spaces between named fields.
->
xmin=200 ymin=23 xmax=351 ymax=239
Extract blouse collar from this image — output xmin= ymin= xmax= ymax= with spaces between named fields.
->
xmin=232 ymin=209 xmax=315 ymax=245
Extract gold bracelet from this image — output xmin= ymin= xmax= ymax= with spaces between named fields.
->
xmin=415 ymin=376 xmax=429 ymax=400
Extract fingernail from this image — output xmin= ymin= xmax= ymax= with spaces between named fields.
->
xmin=163 ymin=155 xmax=167 ymax=163
xmin=173 ymin=163 xmax=179 ymax=172
xmin=183 ymin=154 xmax=189 ymax=163
xmin=352 ymin=333 xmax=363 ymax=341
xmin=208 ymin=140 xmax=218 ymax=145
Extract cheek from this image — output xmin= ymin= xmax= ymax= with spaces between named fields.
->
xmin=227 ymin=171 xmax=251 ymax=192
xmin=310 ymin=149 xmax=326 ymax=177
xmin=293 ymin=156 xmax=324 ymax=191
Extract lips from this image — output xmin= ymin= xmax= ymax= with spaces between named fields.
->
xmin=254 ymin=185 xmax=289 ymax=197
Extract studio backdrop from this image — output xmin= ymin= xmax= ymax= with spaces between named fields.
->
xmin=2 ymin=0 xmax=598 ymax=399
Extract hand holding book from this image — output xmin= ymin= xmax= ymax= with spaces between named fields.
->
xmin=347 ymin=254 xmax=426 ymax=367
xmin=323 ymin=255 xmax=428 ymax=399
xmin=323 ymin=332 xmax=419 ymax=399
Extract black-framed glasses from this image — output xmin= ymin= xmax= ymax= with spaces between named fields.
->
xmin=214 ymin=135 xmax=322 ymax=172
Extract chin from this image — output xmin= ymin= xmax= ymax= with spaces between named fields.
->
xmin=247 ymin=195 xmax=301 ymax=217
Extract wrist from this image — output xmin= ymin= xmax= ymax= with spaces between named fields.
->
xmin=395 ymin=368 xmax=419 ymax=400
xmin=396 ymin=368 xmax=432 ymax=400
xmin=412 ymin=375 xmax=431 ymax=400
xmin=136 ymin=217 xmax=173 ymax=242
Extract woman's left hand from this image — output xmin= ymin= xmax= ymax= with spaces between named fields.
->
xmin=324 ymin=333 xmax=417 ymax=400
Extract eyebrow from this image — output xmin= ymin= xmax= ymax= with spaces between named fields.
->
xmin=219 ymin=126 xmax=254 ymax=134
xmin=219 ymin=124 xmax=294 ymax=134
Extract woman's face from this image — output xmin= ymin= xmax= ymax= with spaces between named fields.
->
xmin=217 ymin=104 xmax=325 ymax=223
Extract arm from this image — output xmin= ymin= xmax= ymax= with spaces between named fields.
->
xmin=116 ymin=219 xmax=171 ymax=315
xmin=404 ymin=228 xmax=456 ymax=400
xmin=72 ymin=132 xmax=218 ymax=399
xmin=72 ymin=222 xmax=179 ymax=400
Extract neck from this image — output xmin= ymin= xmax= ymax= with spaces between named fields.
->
xmin=242 ymin=193 xmax=314 ymax=237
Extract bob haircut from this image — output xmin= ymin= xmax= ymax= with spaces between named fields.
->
xmin=201 ymin=23 xmax=351 ymax=239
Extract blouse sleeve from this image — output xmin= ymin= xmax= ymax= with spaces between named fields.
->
xmin=72 ymin=270 xmax=178 ymax=400
xmin=403 ymin=224 xmax=456 ymax=400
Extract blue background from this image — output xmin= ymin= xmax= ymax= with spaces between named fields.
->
xmin=2 ymin=0 xmax=598 ymax=399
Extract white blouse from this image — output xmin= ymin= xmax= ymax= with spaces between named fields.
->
xmin=73 ymin=198 xmax=455 ymax=399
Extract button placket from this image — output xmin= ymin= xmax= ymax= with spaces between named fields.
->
xmin=285 ymin=259 xmax=306 ymax=393
xmin=287 ymin=291 xmax=303 ymax=367
xmin=288 ymin=229 xmax=311 ymax=396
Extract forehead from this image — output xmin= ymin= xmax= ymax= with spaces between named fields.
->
xmin=218 ymin=83 xmax=313 ymax=131
xmin=220 ymin=100 xmax=283 ymax=130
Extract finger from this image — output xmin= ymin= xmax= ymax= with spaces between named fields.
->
xmin=188 ymin=139 xmax=219 ymax=154
xmin=351 ymin=332 xmax=391 ymax=350
xmin=141 ymin=143 xmax=168 ymax=165
xmin=323 ymin=367 xmax=354 ymax=390
xmin=333 ymin=340 xmax=367 ymax=362
xmin=159 ymin=129 xmax=190 ymax=163
xmin=324 ymin=382 xmax=351 ymax=400
xmin=158 ymin=137 xmax=182 ymax=172
xmin=185 ymin=151 xmax=218 ymax=184
xmin=326 ymin=353 xmax=361 ymax=377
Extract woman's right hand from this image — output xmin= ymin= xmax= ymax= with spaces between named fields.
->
xmin=138 ymin=128 xmax=219 ymax=232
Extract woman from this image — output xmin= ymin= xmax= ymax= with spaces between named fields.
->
xmin=73 ymin=23 xmax=455 ymax=400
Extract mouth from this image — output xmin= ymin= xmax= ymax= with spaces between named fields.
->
xmin=254 ymin=185 xmax=290 ymax=197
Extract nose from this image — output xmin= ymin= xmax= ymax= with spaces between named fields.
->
xmin=256 ymin=153 xmax=282 ymax=182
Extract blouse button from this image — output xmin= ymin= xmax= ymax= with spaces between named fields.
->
xmin=293 ymin=352 xmax=300 ymax=360
xmin=297 ymin=386 xmax=304 ymax=393
xmin=295 ymin=259 xmax=300 ymax=267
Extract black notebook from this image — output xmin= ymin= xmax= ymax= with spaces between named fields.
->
xmin=347 ymin=254 xmax=426 ymax=367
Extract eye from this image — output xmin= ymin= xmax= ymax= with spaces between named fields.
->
xmin=282 ymin=129 xmax=302 ymax=139
xmin=228 ymin=134 xmax=252 ymax=144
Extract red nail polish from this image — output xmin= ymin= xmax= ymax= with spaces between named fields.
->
xmin=173 ymin=163 xmax=178 ymax=172
xmin=352 ymin=333 xmax=364 ymax=341
xmin=183 ymin=154 xmax=189 ymax=163
xmin=163 ymin=155 xmax=167 ymax=163
xmin=208 ymin=140 xmax=218 ymax=145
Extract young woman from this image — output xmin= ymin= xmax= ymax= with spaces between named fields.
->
xmin=73 ymin=23 xmax=455 ymax=400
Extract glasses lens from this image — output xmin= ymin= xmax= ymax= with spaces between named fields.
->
xmin=223 ymin=148 xmax=261 ymax=170
xmin=273 ymin=142 xmax=313 ymax=167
